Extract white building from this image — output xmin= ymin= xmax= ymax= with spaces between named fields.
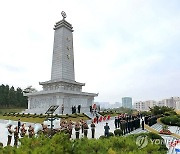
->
xmin=135 ymin=100 xmax=156 ymax=111
xmin=135 ymin=97 xmax=180 ymax=111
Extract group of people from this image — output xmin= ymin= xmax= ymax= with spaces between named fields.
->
xmin=5 ymin=113 xmax=158 ymax=147
xmin=144 ymin=115 xmax=157 ymax=126
xmin=114 ymin=115 xmax=141 ymax=135
xmin=71 ymin=105 xmax=81 ymax=114
xmin=6 ymin=118 xmax=97 ymax=147
xmin=59 ymin=119 xmax=96 ymax=139
xmin=61 ymin=104 xmax=82 ymax=115
xmin=6 ymin=119 xmax=35 ymax=146
xmin=89 ymin=104 xmax=100 ymax=116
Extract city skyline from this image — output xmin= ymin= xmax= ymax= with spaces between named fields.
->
xmin=0 ymin=0 xmax=180 ymax=103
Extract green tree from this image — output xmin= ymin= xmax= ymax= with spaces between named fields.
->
xmin=0 ymin=84 xmax=28 ymax=108
xmin=8 ymin=86 xmax=17 ymax=107
xmin=23 ymin=86 xmax=37 ymax=93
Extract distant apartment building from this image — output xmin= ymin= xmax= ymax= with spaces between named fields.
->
xmin=174 ymin=97 xmax=180 ymax=110
xmin=135 ymin=97 xmax=180 ymax=111
xmin=135 ymin=100 xmax=156 ymax=111
xmin=157 ymin=101 xmax=165 ymax=107
xmin=122 ymin=97 xmax=132 ymax=109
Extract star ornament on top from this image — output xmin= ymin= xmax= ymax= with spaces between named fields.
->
xmin=61 ymin=11 xmax=67 ymax=19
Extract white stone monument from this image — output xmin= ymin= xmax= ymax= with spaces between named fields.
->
xmin=25 ymin=11 xmax=98 ymax=114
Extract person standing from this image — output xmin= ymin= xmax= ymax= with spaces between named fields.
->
xmin=68 ymin=120 xmax=73 ymax=138
xmin=20 ymin=123 xmax=27 ymax=137
xmin=90 ymin=121 xmax=95 ymax=138
xmin=104 ymin=123 xmax=110 ymax=137
xmin=75 ymin=122 xmax=80 ymax=139
xmin=18 ymin=119 xmax=21 ymax=133
xmin=14 ymin=126 xmax=19 ymax=146
xmin=72 ymin=106 xmax=74 ymax=114
xmin=121 ymin=121 xmax=126 ymax=135
xmin=127 ymin=120 xmax=131 ymax=133
xmin=78 ymin=105 xmax=81 ymax=113
xmin=96 ymin=114 xmax=99 ymax=124
xmin=74 ymin=106 xmax=76 ymax=114
xmin=142 ymin=119 xmax=144 ymax=130
xmin=114 ymin=117 xmax=118 ymax=129
xmin=42 ymin=124 xmax=48 ymax=135
xmin=61 ymin=104 xmax=64 ymax=115
xmin=83 ymin=122 xmax=89 ymax=137
xmin=80 ymin=120 xmax=84 ymax=134
xmin=117 ymin=117 xmax=120 ymax=128
xmin=7 ymin=124 xmax=13 ymax=146
xmin=90 ymin=106 xmax=92 ymax=114
xmin=28 ymin=125 xmax=35 ymax=138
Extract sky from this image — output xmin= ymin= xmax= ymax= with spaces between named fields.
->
xmin=0 ymin=0 xmax=180 ymax=104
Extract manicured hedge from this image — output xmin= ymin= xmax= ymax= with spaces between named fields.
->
xmin=160 ymin=115 xmax=180 ymax=126
xmin=0 ymin=132 xmax=167 ymax=154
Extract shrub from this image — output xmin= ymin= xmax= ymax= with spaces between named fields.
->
xmin=0 ymin=142 xmax=3 ymax=147
xmin=109 ymin=132 xmax=114 ymax=137
xmin=33 ymin=113 xmax=38 ymax=118
xmin=161 ymin=115 xmax=180 ymax=126
xmin=99 ymin=135 xmax=106 ymax=139
xmin=21 ymin=113 xmax=25 ymax=117
xmin=114 ymin=129 xmax=123 ymax=136
xmin=39 ymin=113 xmax=46 ymax=118
xmin=16 ymin=113 xmax=20 ymax=117
xmin=164 ymin=112 xmax=170 ymax=116
xmin=0 ymin=132 xmax=168 ymax=154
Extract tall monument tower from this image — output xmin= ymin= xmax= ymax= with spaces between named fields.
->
xmin=25 ymin=12 xmax=98 ymax=114
xmin=51 ymin=11 xmax=75 ymax=81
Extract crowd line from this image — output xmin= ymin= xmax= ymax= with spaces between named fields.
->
xmin=4 ymin=113 xmax=157 ymax=147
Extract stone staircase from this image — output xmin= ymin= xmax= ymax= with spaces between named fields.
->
xmin=169 ymin=126 xmax=180 ymax=136
xmin=84 ymin=112 xmax=101 ymax=119
xmin=151 ymin=123 xmax=163 ymax=132
xmin=151 ymin=123 xmax=180 ymax=136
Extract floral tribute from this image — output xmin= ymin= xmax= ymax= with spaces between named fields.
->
xmin=159 ymin=125 xmax=172 ymax=135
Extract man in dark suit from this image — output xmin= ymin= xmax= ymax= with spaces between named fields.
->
xmin=117 ymin=117 xmax=120 ymax=128
xmin=18 ymin=119 xmax=21 ymax=133
xmin=114 ymin=117 xmax=118 ymax=129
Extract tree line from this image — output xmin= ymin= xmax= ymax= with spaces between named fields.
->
xmin=0 ymin=84 xmax=28 ymax=108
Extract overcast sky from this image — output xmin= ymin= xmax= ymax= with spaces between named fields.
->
xmin=0 ymin=0 xmax=180 ymax=104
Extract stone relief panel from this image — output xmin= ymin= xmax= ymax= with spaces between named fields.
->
xmin=29 ymin=95 xmax=57 ymax=109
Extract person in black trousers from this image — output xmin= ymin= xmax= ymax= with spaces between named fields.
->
xmin=117 ymin=117 xmax=120 ymax=128
xmin=18 ymin=119 xmax=21 ymax=133
xmin=114 ymin=117 xmax=118 ymax=129
xmin=142 ymin=119 xmax=144 ymax=130
xmin=91 ymin=121 xmax=95 ymax=138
